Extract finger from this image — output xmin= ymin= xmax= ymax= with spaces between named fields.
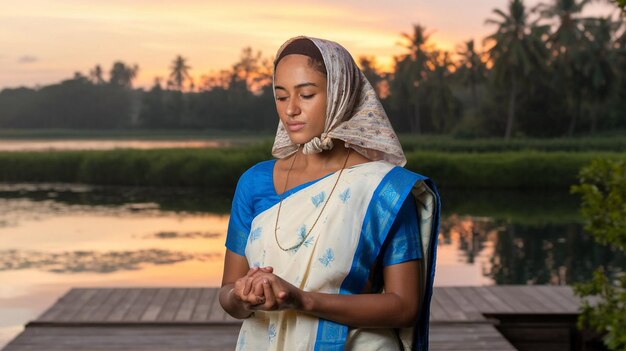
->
xmin=260 ymin=266 xmax=273 ymax=273
xmin=262 ymin=279 xmax=276 ymax=309
xmin=252 ymin=278 xmax=265 ymax=298
xmin=247 ymin=289 xmax=265 ymax=305
xmin=267 ymin=279 xmax=287 ymax=302
xmin=242 ymin=277 xmax=254 ymax=296
xmin=246 ymin=266 xmax=259 ymax=277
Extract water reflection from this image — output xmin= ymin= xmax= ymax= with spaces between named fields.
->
xmin=439 ymin=214 xmax=625 ymax=286
xmin=0 ymin=249 xmax=220 ymax=274
xmin=145 ymin=231 xmax=222 ymax=239
xmin=0 ymin=140 xmax=236 ymax=152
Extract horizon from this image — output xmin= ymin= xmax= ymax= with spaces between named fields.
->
xmin=1 ymin=0 xmax=619 ymax=90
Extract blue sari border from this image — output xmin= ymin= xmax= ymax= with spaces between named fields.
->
xmin=314 ymin=166 xmax=431 ymax=350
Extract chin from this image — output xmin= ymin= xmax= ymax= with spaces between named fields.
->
xmin=286 ymin=132 xmax=316 ymax=145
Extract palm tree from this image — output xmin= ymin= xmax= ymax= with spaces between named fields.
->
xmin=392 ymin=24 xmax=432 ymax=134
xmin=89 ymin=65 xmax=105 ymax=85
xmin=426 ymin=50 xmax=458 ymax=133
xmin=535 ymin=0 xmax=590 ymax=136
xmin=109 ymin=62 xmax=139 ymax=88
xmin=169 ymin=55 xmax=192 ymax=91
xmin=581 ymin=17 xmax=619 ymax=133
xmin=456 ymin=39 xmax=486 ymax=109
xmin=485 ymin=0 xmax=549 ymax=140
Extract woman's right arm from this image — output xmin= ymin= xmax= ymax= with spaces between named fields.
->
xmin=219 ymin=249 xmax=269 ymax=319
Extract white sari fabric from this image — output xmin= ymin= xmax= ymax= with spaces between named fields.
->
xmin=233 ymin=160 xmax=440 ymax=351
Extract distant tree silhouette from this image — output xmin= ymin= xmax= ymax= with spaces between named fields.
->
xmin=391 ymin=24 xmax=433 ymax=134
xmin=456 ymin=39 xmax=486 ymax=109
xmin=485 ymin=0 xmax=549 ymax=139
xmin=168 ymin=55 xmax=192 ymax=91
xmin=535 ymin=0 xmax=590 ymax=136
xmin=109 ymin=61 xmax=139 ymax=88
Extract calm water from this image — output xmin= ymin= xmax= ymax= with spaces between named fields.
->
xmin=0 ymin=183 xmax=623 ymax=348
xmin=0 ymin=139 xmax=249 ymax=152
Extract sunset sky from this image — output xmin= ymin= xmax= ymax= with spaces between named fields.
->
xmin=1 ymin=0 xmax=617 ymax=90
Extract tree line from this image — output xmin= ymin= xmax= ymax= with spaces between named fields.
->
xmin=0 ymin=0 xmax=624 ymax=138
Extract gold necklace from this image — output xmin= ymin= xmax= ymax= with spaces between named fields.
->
xmin=274 ymin=146 xmax=352 ymax=252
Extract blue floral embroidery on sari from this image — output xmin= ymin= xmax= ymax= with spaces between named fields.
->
xmin=298 ymin=224 xmax=314 ymax=247
xmin=250 ymin=227 xmax=262 ymax=241
xmin=268 ymin=323 xmax=277 ymax=343
xmin=338 ymin=188 xmax=351 ymax=203
xmin=311 ymin=191 xmax=326 ymax=208
xmin=318 ymin=248 xmax=335 ymax=267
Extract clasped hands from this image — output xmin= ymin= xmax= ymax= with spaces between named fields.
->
xmin=231 ymin=266 xmax=305 ymax=313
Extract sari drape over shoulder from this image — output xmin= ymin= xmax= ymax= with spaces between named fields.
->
xmin=226 ymin=159 xmax=441 ymax=351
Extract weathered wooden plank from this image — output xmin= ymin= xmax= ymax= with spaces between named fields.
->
xmin=433 ymin=287 xmax=472 ymax=321
xmin=36 ymin=289 xmax=79 ymax=321
xmin=3 ymin=325 xmax=240 ymax=351
xmin=106 ymin=288 xmax=141 ymax=321
xmin=444 ymin=287 xmax=486 ymax=321
xmin=207 ymin=286 xmax=225 ymax=322
xmin=456 ymin=286 xmax=493 ymax=312
xmin=518 ymin=286 xmax=564 ymax=313
xmin=499 ymin=286 xmax=543 ymax=313
xmin=91 ymin=288 xmax=129 ymax=321
xmin=57 ymin=289 xmax=99 ymax=321
xmin=157 ymin=288 xmax=186 ymax=321
xmin=191 ymin=288 xmax=216 ymax=321
xmin=429 ymin=292 xmax=449 ymax=322
xmin=472 ymin=286 xmax=514 ymax=313
xmin=74 ymin=288 xmax=114 ymax=321
xmin=175 ymin=288 xmax=201 ymax=321
xmin=533 ymin=285 xmax=577 ymax=312
xmin=488 ymin=286 xmax=533 ymax=313
xmin=123 ymin=289 xmax=158 ymax=321
xmin=429 ymin=323 xmax=517 ymax=350
xmin=550 ymin=286 xmax=582 ymax=311
xmin=141 ymin=288 xmax=172 ymax=321
xmin=12 ymin=286 xmax=594 ymax=351
xmin=4 ymin=324 xmax=517 ymax=351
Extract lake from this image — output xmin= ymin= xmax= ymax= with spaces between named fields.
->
xmin=0 ymin=139 xmax=243 ymax=152
xmin=0 ymin=182 xmax=623 ymax=348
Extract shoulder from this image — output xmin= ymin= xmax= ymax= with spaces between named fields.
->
xmin=393 ymin=166 xmax=430 ymax=182
xmin=238 ymin=159 xmax=275 ymax=184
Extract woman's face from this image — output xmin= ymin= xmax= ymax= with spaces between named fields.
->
xmin=274 ymin=54 xmax=327 ymax=145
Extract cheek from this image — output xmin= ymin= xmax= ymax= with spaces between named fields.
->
xmin=313 ymin=97 xmax=327 ymax=125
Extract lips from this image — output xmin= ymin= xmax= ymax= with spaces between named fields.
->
xmin=287 ymin=122 xmax=305 ymax=132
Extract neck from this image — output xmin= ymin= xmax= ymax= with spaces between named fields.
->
xmin=293 ymin=139 xmax=350 ymax=171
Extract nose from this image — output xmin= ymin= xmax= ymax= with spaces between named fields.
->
xmin=285 ymin=97 xmax=300 ymax=117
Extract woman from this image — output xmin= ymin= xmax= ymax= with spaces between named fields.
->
xmin=219 ymin=35 xmax=441 ymax=350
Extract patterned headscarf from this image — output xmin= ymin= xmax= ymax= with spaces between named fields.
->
xmin=271 ymin=35 xmax=407 ymax=166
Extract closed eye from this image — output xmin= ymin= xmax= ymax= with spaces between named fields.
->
xmin=301 ymin=94 xmax=315 ymax=99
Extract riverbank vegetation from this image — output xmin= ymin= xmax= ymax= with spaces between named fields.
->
xmin=1 ymin=144 xmax=624 ymax=190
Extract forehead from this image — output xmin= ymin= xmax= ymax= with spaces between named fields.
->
xmin=274 ymin=55 xmax=326 ymax=84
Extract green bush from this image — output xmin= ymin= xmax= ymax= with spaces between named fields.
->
xmin=1 ymin=147 xmax=624 ymax=190
xmin=571 ymin=159 xmax=626 ymax=351
xmin=399 ymin=135 xmax=626 ymax=153
xmin=406 ymin=151 xmax=626 ymax=189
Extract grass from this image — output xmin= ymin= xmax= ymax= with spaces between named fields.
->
xmin=1 ymin=145 xmax=623 ymax=190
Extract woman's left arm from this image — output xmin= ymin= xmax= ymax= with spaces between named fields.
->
xmin=250 ymin=259 xmax=421 ymax=328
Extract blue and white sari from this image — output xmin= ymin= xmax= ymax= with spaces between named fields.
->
xmin=226 ymin=159 xmax=441 ymax=350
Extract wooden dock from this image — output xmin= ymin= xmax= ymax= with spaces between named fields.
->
xmin=3 ymin=286 xmax=591 ymax=351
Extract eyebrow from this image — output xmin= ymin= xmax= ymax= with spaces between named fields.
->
xmin=274 ymin=82 xmax=319 ymax=91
